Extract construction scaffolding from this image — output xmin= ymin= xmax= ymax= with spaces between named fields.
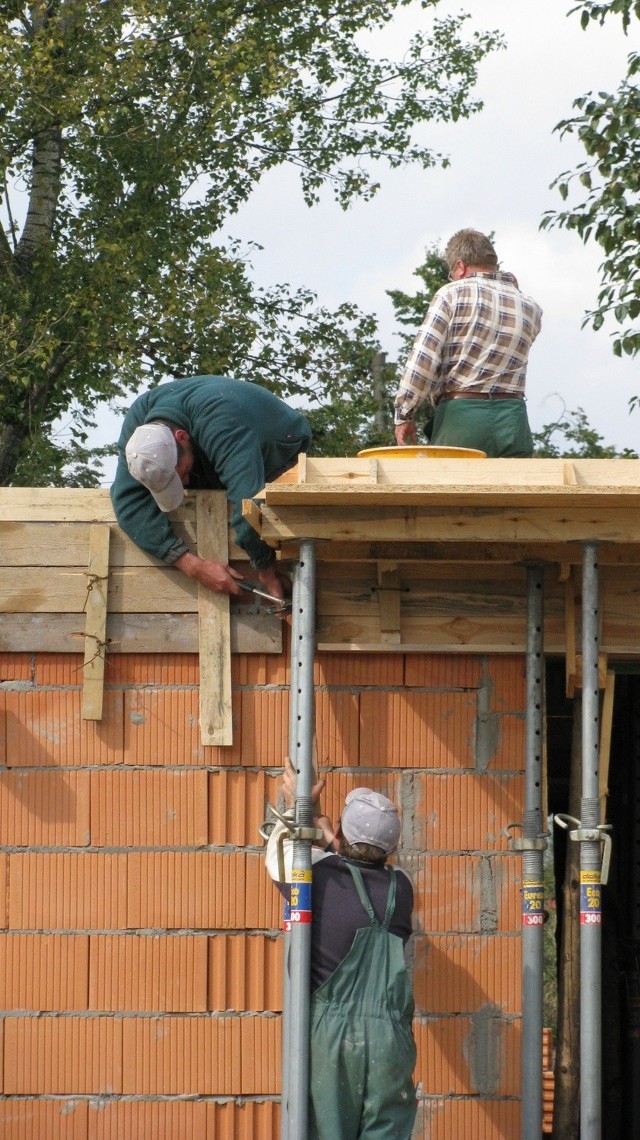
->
xmin=2 ymin=455 xmax=640 ymax=1137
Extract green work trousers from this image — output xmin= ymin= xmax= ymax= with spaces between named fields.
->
xmin=430 ymin=396 xmax=534 ymax=457
xmin=308 ymin=865 xmax=417 ymax=1140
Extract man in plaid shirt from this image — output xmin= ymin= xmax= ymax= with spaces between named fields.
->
xmin=394 ymin=229 xmax=542 ymax=457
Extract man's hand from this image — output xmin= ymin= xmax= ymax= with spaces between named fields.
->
xmin=281 ymin=757 xmax=326 ymax=810
xmin=281 ymin=758 xmax=337 ymax=850
xmin=174 ymin=551 xmax=244 ymax=595
xmin=255 ymin=563 xmax=292 ymax=601
xmin=395 ymin=421 xmax=417 ymax=446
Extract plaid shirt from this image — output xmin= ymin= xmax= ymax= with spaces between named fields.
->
xmin=394 ymin=271 xmax=542 ymax=423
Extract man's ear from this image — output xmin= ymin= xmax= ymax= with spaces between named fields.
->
xmin=174 ymin=428 xmax=190 ymax=445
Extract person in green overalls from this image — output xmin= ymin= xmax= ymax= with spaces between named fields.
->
xmin=266 ymin=761 xmax=417 ymax=1139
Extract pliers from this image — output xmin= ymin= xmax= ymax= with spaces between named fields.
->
xmin=237 ymin=580 xmax=292 ymax=614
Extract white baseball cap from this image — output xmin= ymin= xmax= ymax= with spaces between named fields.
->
xmin=125 ymin=423 xmax=184 ymax=512
xmin=341 ymin=788 xmax=401 ymax=854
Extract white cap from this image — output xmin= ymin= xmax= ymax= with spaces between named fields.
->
xmin=125 ymin=424 xmax=184 ymax=512
xmin=341 ymin=788 xmax=401 ymax=854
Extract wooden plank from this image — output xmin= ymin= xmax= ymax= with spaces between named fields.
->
xmin=197 ymin=492 xmax=233 ymax=746
xmin=0 ymin=520 xmax=249 ymax=567
xmin=565 ymin=569 xmax=577 ymax=699
xmin=0 ymin=611 xmax=282 ymax=654
xmin=599 ymin=670 xmax=615 ymax=822
xmin=0 ymin=487 xmax=196 ymax=523
xmin=0 ymin=566 xmax=198 ymax=613
xmin=257 ymin=504 xmax=640 ymax=545
xmin=278 ymin=539 xmax=640 ymax=566
xmin=376 ymin=562 xmax=401 ymax=645
xmin=262 ymin=482 xmax=640 ymax=508
xmin=267 ymin=456 xmax=640 ymax=490
xmin=82 ymin=525 xmax=110 ymax=721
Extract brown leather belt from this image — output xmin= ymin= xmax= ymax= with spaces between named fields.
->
xmin=439 ymin=391 xmax=524 ymax=402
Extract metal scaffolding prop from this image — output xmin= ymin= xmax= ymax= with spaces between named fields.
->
xmin=555 ymin=541 xmax=612 ymax=1140
xmin=282 ymin=540 xmax=317 ymax=1140
xmin=507 ymin=564 xmax=547 ymax=1140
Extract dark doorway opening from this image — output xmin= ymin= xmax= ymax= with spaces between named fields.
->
xmin=546 ymin=660 xmax=640 ymax=1139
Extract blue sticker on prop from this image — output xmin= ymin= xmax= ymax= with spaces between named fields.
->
xmin=521 ymin=883 xmax=545 ymax=927
xmin=580 ymin=870 xmax=601 ymax=925
xmin=290 ymin=882 xmax=311 ymax=913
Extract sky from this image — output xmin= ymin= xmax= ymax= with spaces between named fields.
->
xmin=92 ymin=0 xmax=639 ymax=480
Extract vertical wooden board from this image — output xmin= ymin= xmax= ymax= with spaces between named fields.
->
xmin=82 ymin=525 xmax=110 ymax=721
xmin=197 ymin=493 xmax=232 ymax=746
xmin=599 ymin=670 xmax=615 ymax=821
xmin=377 ymin=561 xmax=402 ymax=645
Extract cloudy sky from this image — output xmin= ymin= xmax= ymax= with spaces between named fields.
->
xmin=228 ymin=0 xmax=638 ymax=453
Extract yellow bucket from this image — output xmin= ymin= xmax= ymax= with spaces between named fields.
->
xmin=357 ymin=445 xmax=487 ymax=459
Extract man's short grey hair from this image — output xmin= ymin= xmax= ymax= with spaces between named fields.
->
xmin=445 ymin=229 xmax=498 ymax=272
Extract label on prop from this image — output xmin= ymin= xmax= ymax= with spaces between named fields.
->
xmin=521 ymin=883 xmax=545 ymax=927
xmin=290 ymin=878 xmax=312 ymax=924
xmin=580 ymin=870 xmax=602 ymax=925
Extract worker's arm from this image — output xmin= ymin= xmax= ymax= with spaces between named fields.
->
xmin=195 ymin=423 xmax=298 ymax=599
xmin=394 ymin=290 xmax=451 ymax=441
xmin=111 ymin=455 xmax=245 ymax=596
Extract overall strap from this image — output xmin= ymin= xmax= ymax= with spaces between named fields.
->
xmin=345 ymin=862 xmax=397 ymax=929
xmin=382 ymin=867 xmax=397 ymax=929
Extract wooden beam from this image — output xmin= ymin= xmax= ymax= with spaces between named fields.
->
xmin=376 ymin=562 xmax=402 ymax=645
xmin=599 ymin=670 xmax=615 ymax=823
xmin=565 ymin=569 xmax=577 ymax=699
xmin=82 ymin=525 xmax=110 ymax=720
xmin=256 ymin=504 xmax=640 ymax=545
xmin=277 ymin=539 xmax=640 ymax=566
xmin=0 ymin=611 xmax=282 ymax=654
xmin=0 ymin=520 xmax=250 ymax=567
xmin=197 ymin=492 xmax=233 ymax=746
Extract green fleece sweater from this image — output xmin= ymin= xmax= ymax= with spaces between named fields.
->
xmin=110 ymin=376 xmax=311 ymax=569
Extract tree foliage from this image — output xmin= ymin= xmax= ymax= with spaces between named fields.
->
xmin=531 ymin=405 xmax=638 ymax=458
xmin=0 ymin=0 xmax=502 ymax=485
xmin=306 ymin=242 xmax=448 ymax=455
xmin=541 ymin=2 xmax=640 ymax=360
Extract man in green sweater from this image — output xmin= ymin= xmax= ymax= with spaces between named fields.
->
xmin=111 ymin=375 xmax=312 ymax=597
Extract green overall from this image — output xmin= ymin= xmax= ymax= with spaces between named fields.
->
xmin=308 ymin=864 xmax=417 ymax=1140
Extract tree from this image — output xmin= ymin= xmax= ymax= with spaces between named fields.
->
xmin=541 ymin=1 xmax=640 ymax=360
xmin=304 ymin=241 xmax=449 ymax=455
xmin=0 ymin=1 xmax=502 ymax=486
xmin=532 ymin=405 xmax=638 ymax=457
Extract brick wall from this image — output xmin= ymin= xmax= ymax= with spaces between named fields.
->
xmin=0 ymin=643 xmax=525 ymax=1139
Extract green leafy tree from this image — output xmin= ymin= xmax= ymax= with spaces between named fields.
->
xmin=305 ymin=242 xmax=449 ymax=455
xmin=0 ymin=0 xmax=502 ymax=486
xmin=532 ymin=404 xmax=638 ymax=457
xmin=541 ymin=1 xmax=640 ymax=359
